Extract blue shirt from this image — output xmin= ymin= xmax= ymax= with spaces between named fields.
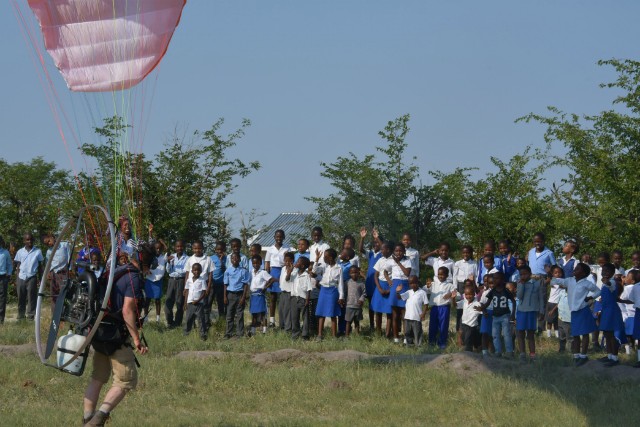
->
xmin=108 ymin=264 xmax=145 ymax=311
xmin=225 ymin=253 xmax=249 ymax=272
xmin=224 ymin=266 xmax=250 ymax=292
xmin=76 ymin=246 xmax=101 ymax=274
xmin=477 ymin=256 xmax=502 ymax=284
xmin=15 ymin=246 xmax=44 ymax=280
xmin=294 ymin=251 xmax=310 ymax=263
xmin=166 ymin=253 xmax=189 ymax=278
xmin=558 ymin=256 xmax=576 ymax=278
xmin=339 ymin=259 xmax=352 ymax=284
xmin=211 ymin=254 xmax=227 ymax=284
xmin=498 ymin=255 xmax=517 ymax=280
xmin=527 ymin=247 xmax=556 ymax=275
xmin=0 ymin=248 xmax=13 ymax=276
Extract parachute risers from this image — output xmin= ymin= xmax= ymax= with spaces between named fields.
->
xmin=35 ymin=204 xmax=117 ymax=374
xmin=56 ymin=332 xmax=88 ymax=376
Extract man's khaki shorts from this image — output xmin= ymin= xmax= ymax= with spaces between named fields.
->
xmin=91 ymin=345 xmax=138 ymax=390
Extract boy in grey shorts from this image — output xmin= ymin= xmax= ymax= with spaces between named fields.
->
xmin=345 ymin=266 xmax=366 ymax=336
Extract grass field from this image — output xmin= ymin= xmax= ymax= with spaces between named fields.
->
xmin=1 ymin=305 xmax=638 ymax=426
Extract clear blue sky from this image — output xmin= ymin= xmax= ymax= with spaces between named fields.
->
xmin=2 ymin=1 xmax=639 ymax=233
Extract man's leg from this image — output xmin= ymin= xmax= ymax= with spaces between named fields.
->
xmin=174 ymin=279 xmax=185 ymax=327
xmin=16 ymin=278 xmax=26 ymax=319
xmin=225 ymin=294 xmax=238 ymax=338
xmin=164 ymin=278 xmax=176 ymax=326
xmin=26 ymin=276 xmax=38 ymax=319
xmin=0 ymin=277 xmax=8 ymax=323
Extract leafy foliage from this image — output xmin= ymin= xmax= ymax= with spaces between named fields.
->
xmin=0 ymin=157 xmax=76 ymax=244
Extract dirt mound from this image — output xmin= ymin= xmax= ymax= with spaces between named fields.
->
xmin=0 ymin=344 xmax=35 ymax=356
xmin=251 ymin=348 xmax=309 ymax=366
xmin=427 ymin=352 xmax=493 ymax=373
xmin=175 ymin=351 xmax=229 ymax=360
xmin=316 ymin=350 xmax=371 ymax=362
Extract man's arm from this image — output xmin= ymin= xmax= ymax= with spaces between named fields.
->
xmin=122 ymin=296 xmax=147 ymax=354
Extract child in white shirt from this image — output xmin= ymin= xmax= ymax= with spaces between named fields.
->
xmin=183 ymin=263 xmax=208 ymax=340
xmin=397 ymin=275 xmax=428 ymax=346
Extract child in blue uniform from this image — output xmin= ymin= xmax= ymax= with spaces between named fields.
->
xmin=516 ymin=265 xmax=545 ymax=362
xmin=249 ymin=255 xmax=275 ymax=336
xmin=598 ymin=263 xmax=626 ymax=366
xmin=315 ymin=249 xmax=345 ymax=340
xmin=358 ymin=227 xmax=382 ymax=330
xmin=390 ymin=243 xmax=412 ymax=343
xmin=371 ymin=242 xmax=394 ymax=337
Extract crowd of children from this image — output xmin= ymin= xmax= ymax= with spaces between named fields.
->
xmin=3 ymin=224 xmax=640 ymax=368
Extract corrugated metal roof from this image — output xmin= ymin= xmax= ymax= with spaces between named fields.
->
xmin=249 ymin=212 xmax=317 ymax=247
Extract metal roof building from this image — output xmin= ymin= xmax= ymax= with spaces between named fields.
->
xmin=249 ymin=212 xmax=317 ymax=248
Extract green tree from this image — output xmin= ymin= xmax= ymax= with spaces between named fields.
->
xmin=0 ymin=157 xmax=75 ymax=244
xmin=520 ymin=59 xmax=640 ymax=254
xmin=149 ymin=118 xmax=260 ymax=248
xmin=453 ymin=147 xmax=554 ymax=255
xmin=307 ymin=115 xmax=418 ymax=246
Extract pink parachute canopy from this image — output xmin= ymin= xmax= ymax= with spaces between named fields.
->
xmin=28 ymin=0 xmax=187 ymax=92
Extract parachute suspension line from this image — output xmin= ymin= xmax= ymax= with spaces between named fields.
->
xmin=13 ymin=1 xmax=106 ymax=218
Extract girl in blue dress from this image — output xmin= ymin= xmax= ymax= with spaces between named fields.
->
xmin=371 ymin=241 xmax=393 ymax=337
xmin=598 ymin=263 xmax=626 ymax=366
xmin=390 ymin=243 xmax=412 ymax=343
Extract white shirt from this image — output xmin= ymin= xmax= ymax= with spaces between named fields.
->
xmin=15 ymin=246 xmax=44 ymax=280
xmin=428 ymin=280 xmax=456 ymax=307
xmin=620 ymin=284 xmax=635 ymax=321
xmin=453 ymin=259 xmax=477 ymax=290
xmin=146 ymin=253 xmax=167 ymax=282
xmin=309 ymin=241 xmax=330 ymax=266
xmin=462 ymin=299 xmax=482 ymax=327
xmin=319 ymin=264 xmax=345 ymax=299
xmin=185 ymin=276 xmax=207 ymax=303
xmin=292 ymin=271 xmax=313 ymax=298
xmin=185 ymin=255 xmax=214 ymax=283
xmin=400 ymin=288 xmax=428 ymax=321
xmin=425 ymin=256 xmax=455 ymax=284
xmin=548 ymin=276 xmax=563 ymax=304
xmin=625 ymin=282 xmax=640 ymax=310
xmin=46 ymin=241 xmax=71 ymax=273
xmin=250 ymin=269 xmax=273 ymax=293
xmin=349 ymin=255 xmax=360 ymax=268
xmin=405 ymin=247 xmax=420 ymax=278
xmin=279 ymin=267 xmax=295 ymax=292
xmin=373 ymin=257 xmax=392 ymax=283
xmin=551 ymin=277 xmax=601 ymax=312
xmin=265 ymin=245 xmax=292 ymax=268
xmin=167 ymin=253 xmax=188 ymax=278
xmin=390 ymin=257 xmax=412 ymax=280
xmin=310 ymin=263 xmax=325 ymax=299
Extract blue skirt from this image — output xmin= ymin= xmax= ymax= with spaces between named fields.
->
xmin=516 ymin=310 xmax=537 ymax=331
xmin=624 ymin=317 xmax=634 ymax=336
xmin=371 ymin=281 xmax=392 ymax=314
xmin=591 ymin=299 xmax=603 ymax=317
xmin=480 ymin=310 xmax=493 ymax=334
xmin=269 ymin=267 xmax=282 ymax=293
xmin=144 ymin=279 xmax=162 ymax=299
xmin=316 ymin=286 xmax=341 ymax=318
xmin=571 ymin=306 xmax=597 ymax=336
xmin=634 ymin=315 xmax=640 ymax=339
xmin=391 ymin=279 xmax=409 ymax=308
xmin=250 ymin=293 xmax=267 ymax=314
xmin=365 ymin=271 xmax=376 ymax=300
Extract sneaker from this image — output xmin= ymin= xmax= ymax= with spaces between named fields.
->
xmin=529 ymin=355 xmax=537 ymax=363
xmin=200 ymin=335 xmax=208 ymax=341
xmin=597 ymin=356 xmax=610 ymax=363
xmin=86 ymin=411 xmax=110 ymax=426
xmin=314 ymin=336 xmax=323 ymax=342
xmin=269 ymin=322 xmax=276 ymax=328
xmin=603 ymin=359 xmax=619 ymax=367
xmin=393 ymin=338 xmax=401 ymax=344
